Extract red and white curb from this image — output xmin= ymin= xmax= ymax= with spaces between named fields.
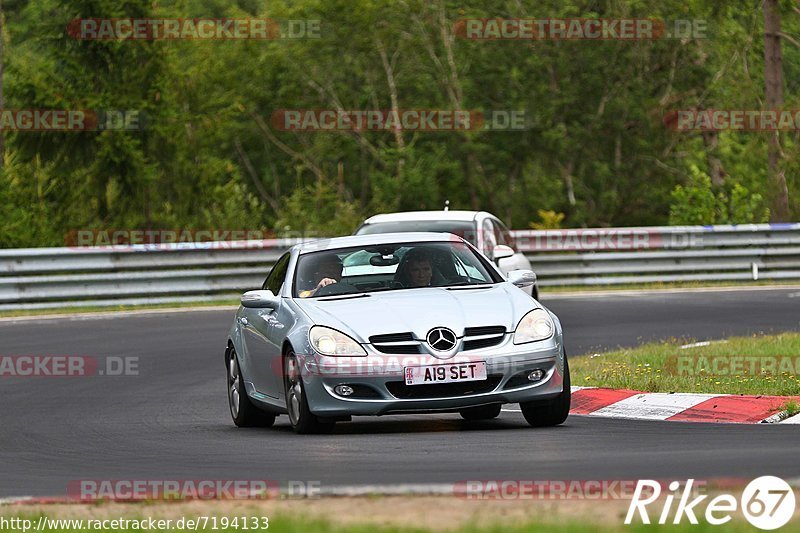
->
xmin=504 ymin=387 xmax=800 ymax=424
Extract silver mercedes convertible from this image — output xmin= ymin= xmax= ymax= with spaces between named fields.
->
xmin=225 ymin=232 xmax=569 ymax=433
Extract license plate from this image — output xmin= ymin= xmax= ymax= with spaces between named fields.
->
xmin=404 ymin=362 xmax=487 ymax=386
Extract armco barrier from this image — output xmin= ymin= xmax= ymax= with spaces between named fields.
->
xmin=1 ymin=224 xmax=799 ymax=309
xmin=518 ymin=224 xmax=800 ymax=286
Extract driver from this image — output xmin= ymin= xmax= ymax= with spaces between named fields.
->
xmin=396 ymin=248 xmax=433 ymax=288
xmin=299 ymin=254 xmax=343 ymax=298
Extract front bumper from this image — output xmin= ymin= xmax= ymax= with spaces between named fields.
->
xmin=298 ymin=336 xmax=565 ymax=416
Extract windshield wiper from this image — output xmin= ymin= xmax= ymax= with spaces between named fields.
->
xmin=445 ymin=283 xmax=494 ymax=290
xmin=317 ymin=293 xmax=370 ymax=301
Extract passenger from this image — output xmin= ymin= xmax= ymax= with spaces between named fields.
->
xmin=395 ymin=249 xmax=433 ymax=288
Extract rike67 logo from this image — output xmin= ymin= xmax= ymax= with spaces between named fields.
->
xmin=625 ymin=477 xmax=795 ymax=530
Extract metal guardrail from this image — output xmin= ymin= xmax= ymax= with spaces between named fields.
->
xmin=1 ymin=224 xmax=799 ymax=309
xmin=516 ymin=224 xmax=800 ymax=286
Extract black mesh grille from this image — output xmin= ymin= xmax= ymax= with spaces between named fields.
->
xmin=370 ymin=332 xmax=415 ymax=344
xmin=463 ymin=337 xmax=504 ymax=351
xmin=463 ymin=326 xmax=506 ymax=351
xmin=464 ymin=326 xmax=506 ymax=337
xmin=385 ymin=375 xmax=502 ymax=399
xmin=373 ymin=344 xmax=421 ymax=354
xmin=370 ymin=332 xmax=420 ymax=354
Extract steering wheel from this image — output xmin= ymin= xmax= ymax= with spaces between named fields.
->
xmin=314 ymin=282 xmax=358 ymax=297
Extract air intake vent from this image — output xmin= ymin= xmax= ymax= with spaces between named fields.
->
xmin=386 ymin=376 xmax=502 ymax=399
xmin=463 ymin=325 xmax=506 ymax=351
xmin=464 ymin=337 xmax=503 ymax=350
xmin=373 ymin=344 xmax=421 ymax=354
xmin=369 ymin=332 xmax=415 ymax=344
xmin=464 ymin=326 xmax=506 ymax=337
xmin=370 ymin=332 xmax=421 ymax=354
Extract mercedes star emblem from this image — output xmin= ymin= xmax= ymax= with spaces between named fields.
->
xmin=426 ymin=327 xmax=458 ymax=351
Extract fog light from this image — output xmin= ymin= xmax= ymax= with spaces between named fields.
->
xmin=334 ymin=385 xmax=355 ymax=396
xmin=527 ymin=370 xmax=544 ymax=382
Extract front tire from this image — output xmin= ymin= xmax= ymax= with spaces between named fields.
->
xmin=285 ymin=352 xmax=335 ymax=434
xmin=520 ymin=353 xmax=570 ymax=427
xmin=459 ymin=404 xmax=502 ymax=421
xmin=227 ymin=347 xmax=276 ymax=428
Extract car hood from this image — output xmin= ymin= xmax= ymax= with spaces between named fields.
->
xmin=294 ymin=283 xmax=536 ymax=343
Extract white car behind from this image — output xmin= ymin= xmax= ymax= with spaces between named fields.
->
xmin=355 ymin=210 xmax=539 ymax=300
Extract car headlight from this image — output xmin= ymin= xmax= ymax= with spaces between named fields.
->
xmin=513 ymin=309 xmax=554 ymax=344
xmin=309 ymin=326 xmax=367 ymax=356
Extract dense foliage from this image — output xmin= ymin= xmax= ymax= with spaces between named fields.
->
xmin=1 ymin=0 xmax=798 ymax=246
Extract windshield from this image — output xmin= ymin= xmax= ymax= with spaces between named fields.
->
xmin=293 ymin=241 xmax=501 ymax=298
xmin=355 ymin=221 xmax=478 ymax=245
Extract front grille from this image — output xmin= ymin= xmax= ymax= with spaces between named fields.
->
xmin=370 ymin=332 xmax=414 ymax=343
xmin=463 ymin=325 xmax=506 ymax=351
xmin=464 ymin=326 xmax=506 ymax=336
xmin=373 ymin=344 xmax=421 ymax=354
xmin=463 ymin=337 xmax=503 ymax=350
xmin=386 ymin=375 xmax=502 ymax=399
xmin=370 ymin=332 xmax=421 ymax=354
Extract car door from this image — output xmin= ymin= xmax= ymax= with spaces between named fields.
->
xmin=240 ymin=252 xmax=290 ymax=399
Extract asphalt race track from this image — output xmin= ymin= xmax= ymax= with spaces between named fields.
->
xmin=1 ymin=287 xmax=799 ymax=497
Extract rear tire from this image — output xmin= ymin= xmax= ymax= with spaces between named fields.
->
xmin=520 ymin=353 xmax=570 ymax=427
xmin=285 ymin=352 xmax=335 ymax=434
xmin=227 ymin=347 xmax=276 ymax=428
xmin=459 ymin=404 xmax=502 ymax=421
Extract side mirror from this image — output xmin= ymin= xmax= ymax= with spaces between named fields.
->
xmin=492 ymin=244 xmax=515 ymax=262
xmin=508 ymin=269 xmax=537 ymax=288
xmin=241 ymin=289 xmax=280 ymax=309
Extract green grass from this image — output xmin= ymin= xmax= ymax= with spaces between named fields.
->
xmin=780 ymin=399 xmax=800 ymax=416
xmin=255 ymin=518 xmax=777 ymax=532
xmin=572 ymin=333 xmax=800 ymax=396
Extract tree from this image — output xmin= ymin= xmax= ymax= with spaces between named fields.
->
xmin=763 ymin=0 xmax=790 ymax=221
